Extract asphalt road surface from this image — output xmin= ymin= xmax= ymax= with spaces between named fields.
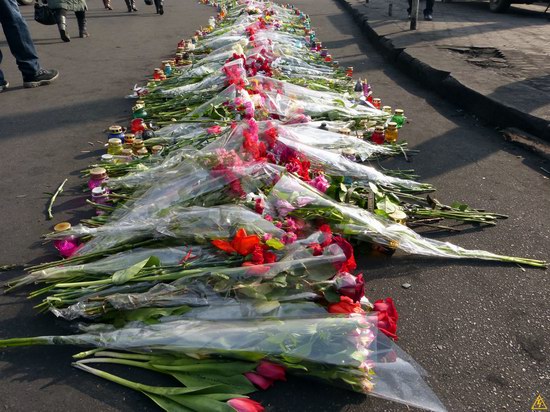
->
xmin=0 ymin=0 xmax=548 ymax=411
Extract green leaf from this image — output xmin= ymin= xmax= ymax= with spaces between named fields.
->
xmin=323 ymin=287 xmax=341 ymax=303
xmin=143 ymin=392 xmax=194 ymax=412
xmin=339 ymin=183 xmax=348 ymax=192
xmin=171 ymin=373 xmax=255 ymax=395
xmin=290 ymin=341 xmax=315 ymax=358
xmin=118 ymin=306 xmax=191 ymax=325
xmin=166 ymin=395 xmax=234 ymax=412
xmin=374 ymin=209 xmax=389 ymax=218
xmin=201 ymin=393 xmax=252 ymax=401
xmin=376 ymin=196 xmax=398 ymax=214
xmin=338 ymin=190 xmax=346 ymax=203
xmin=325 ymin=185 xmax=335 ymax=197
xmin=152 ymin=361 xmax=256 ymax=376
xmin=270 ymin=274 xmax=288 ymax=288
xmin=451 ymin=201 xmax=470 ymax=211
xmin=254 ymin=300 xmax=281 ymax=314
xmin=266 ymin=238 xmax=285 ymax=250
xmin=368 ymin=182 xmax=381 ymax=196
xmin=111 ymin=256 xmax=160 ymax=285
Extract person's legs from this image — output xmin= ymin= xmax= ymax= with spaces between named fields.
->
xmin=75 ymin=10 xmax=88 ymax=37
xmin=0 ymin=0 xmax=41 ymax=81
xmin=124 ymin=0 xmax=137 ymax=12
xmin=154 ymin=0 xmax=163 ymax=14
xmin=407 ymin=0 xmax=412 ymax=15
xmin=102 ymin=0 xmax=112 ymax=9
xmin=424 ymin=0 xmax=434 ymax=19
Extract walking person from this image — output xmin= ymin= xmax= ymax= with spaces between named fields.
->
xmin=0 ymin=0 xmax=59 ymax=91
xmin=47 ymin=0 xmax=89 ymax=42
xmin=103 ymin=0 xmax=112 ymax=10
xmin=407 ymin=0 xmax=434 ymax=20
xmin=154 ymin=0 xmax=163 ymax=15
xmin=124 ymin=0 xmax=137 ymax=12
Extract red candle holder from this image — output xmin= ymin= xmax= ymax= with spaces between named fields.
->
xmin=131 ymin=118 xmax=147 ymax=133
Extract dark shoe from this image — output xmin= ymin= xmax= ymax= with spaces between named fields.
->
xmin=424 ymin=13 xmax=433 ymax=20
xmin=60 ymin=29 xmax=70 ymax=42
xmin=23 ymin=69 xmax=59 ymax=88
xmin=0 ymin=80 xmax=8 ymax=92
xmin=56 ymin=12 xmax=71 ymax=42
xmin=158 ymin=4 xmax=163 ymax=14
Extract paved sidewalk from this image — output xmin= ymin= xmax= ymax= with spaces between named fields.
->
xmin=336 ymin=0 xmax=550 ymax=140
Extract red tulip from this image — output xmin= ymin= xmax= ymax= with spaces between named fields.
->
xmin=256 ymin=361 xmax=286 ymax=381
xmin=227 ymin=398 xmax=264 ymax=412
xmin=244 ymin=372 xmax=274 ymax=390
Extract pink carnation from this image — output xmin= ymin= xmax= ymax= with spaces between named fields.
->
xmin=309 ymin=175 xmax=330 ymax=193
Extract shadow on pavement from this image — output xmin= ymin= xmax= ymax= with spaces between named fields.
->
xmin=0 ymin=96 xmax=127 ymax=141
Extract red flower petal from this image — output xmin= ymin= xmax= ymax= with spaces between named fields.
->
xmin=211 ymin=239 xmax=237 ymax=254
xmin=233 ymin=235 xmax=261 ymax=256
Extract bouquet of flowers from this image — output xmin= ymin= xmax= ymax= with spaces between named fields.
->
xmin=2 ymin=2 xmax=547 ymax=412
xmin=0 ymin=315 xmax=446 ymax=412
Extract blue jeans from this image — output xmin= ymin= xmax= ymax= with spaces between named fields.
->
xmin=0 ymin=0 xmax=41 ymax=84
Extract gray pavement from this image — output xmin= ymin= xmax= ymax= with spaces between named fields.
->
xmin=1 ymin=0 xmax=549 ymax=411
xmin=337 ymin=0 xmax=550 ymax=140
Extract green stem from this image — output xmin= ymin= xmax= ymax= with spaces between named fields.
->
xmin=54 ymin=267 xmax=207 ymax=288
xmin=0 ymin=336 xmax=54 ymax=348
xmin=73 ymin=348 xmax=104 ymax=359
xmin=76 ymin=357 xmax=157 ymax=371
xmin=92 ymin=351 xmax=155 ymax=361
xmin=73 ymin=363 xmax=218 ymax=396
xmin=47 ymin=178 xmax=68 ymax=220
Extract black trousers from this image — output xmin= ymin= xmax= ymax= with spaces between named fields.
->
xmin=407 ymin=0 xmax=434 ymax=15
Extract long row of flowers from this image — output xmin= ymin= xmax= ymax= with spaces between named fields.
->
xmin=1 ymin=1 xmax=546 ymax=412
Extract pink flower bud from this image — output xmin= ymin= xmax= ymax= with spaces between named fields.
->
xmin=54 ymin=239 xmax=80 ymax=258
xmin=227 ymin=398 xmax=265 ymax=412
